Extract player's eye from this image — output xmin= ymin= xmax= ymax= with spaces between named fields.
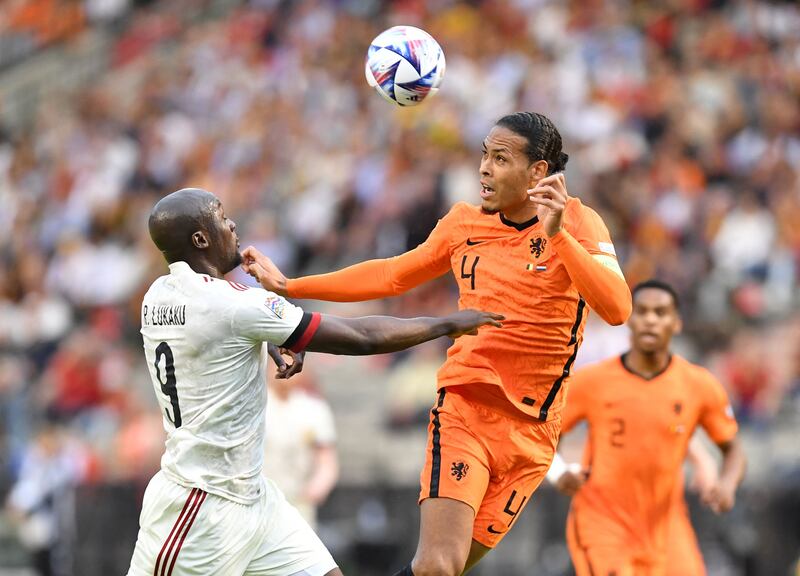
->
xmin=496 ymin=155 xmax=506 ymax=163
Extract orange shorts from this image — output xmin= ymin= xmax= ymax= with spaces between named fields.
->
xmin=666 ymin=499 xmax=705 ymax=576
xmin=567 ymin=508 xmax=666 ymax=576
xmin=418 ymin=385 xmax=560 ymax=548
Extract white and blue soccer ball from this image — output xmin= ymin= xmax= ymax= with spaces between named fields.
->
xmin=365 ymin=25 xmax=446 ymax=107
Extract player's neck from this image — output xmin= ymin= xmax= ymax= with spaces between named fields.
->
xmin=624 ymin=349 xmax=672 ymax=380
xmin=500 ymin=201 xmax=538 ymax=224
xmin=183 ymin=255 xmax=225 ymax=279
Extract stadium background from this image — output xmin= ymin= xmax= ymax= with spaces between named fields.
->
xmin=0 ymin=0 xmax=798 ymax=574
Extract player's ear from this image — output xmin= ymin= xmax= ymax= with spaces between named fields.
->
xmin=192 ymin=231 xmax=210 ymax=249
xmin=528 ymin=159 xmax=549 ymax=186
xmin=673 ymin=313 xmax=683 ymax=335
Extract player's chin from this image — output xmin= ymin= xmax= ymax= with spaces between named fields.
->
xmin=227 ymin=250 xmax=244 ymax=272
xmin=480 ymin=199 xmax=500 ymax=214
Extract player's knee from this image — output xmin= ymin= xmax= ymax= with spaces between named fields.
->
xmin=412 ymin=551 xmax=466 ymax=576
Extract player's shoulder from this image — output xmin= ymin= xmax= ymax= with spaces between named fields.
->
xmin=445 ymin=201 xmax=483 ymax=222
xmin=670 ymin=355 xmax=722 ymax=388
xmin=565 ymin=197 xmax=605 ymax=226
xmin=571 ymin=356 xmax=624 ymax=386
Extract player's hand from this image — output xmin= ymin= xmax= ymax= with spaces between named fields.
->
xmin=528 ymin=173 xmax=568 ymax=238
xmin=445 ymin=310 xmax=504 ymax=338
xmin=241 ymin=246 xmax=288 ymax=296
xmin=267 ymin=343 xmax=304 ymax=379
xmin=688 ymin=454 xmax=719 ymax=502
xmin=702 ymin=479 xmax=737 ymax=514
xmin=555 ymin=467 xmax=588 ymax=496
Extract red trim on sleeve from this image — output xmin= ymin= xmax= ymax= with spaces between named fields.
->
xmin=288 ymin=312 xmax=321 ymax=353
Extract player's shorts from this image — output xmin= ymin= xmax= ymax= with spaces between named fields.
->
xmin=566 ymin=508 xmax=666 ymax=576
xmin=418 ymin=385 xmax=561 ymax=548
xmin=127 ymin=471 xmax=337 ymax=576
xmin=666 ymin=498 xmax=705 ymax=576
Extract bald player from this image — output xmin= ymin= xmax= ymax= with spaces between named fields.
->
xmin=126 ymin=188 xmax=502 ymax=576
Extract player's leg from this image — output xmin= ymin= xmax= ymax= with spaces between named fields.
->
xmin=395 ymin=389 xmax=491 ymax=576
xmin=566 ymin=509 xmax=635 ymax=576
xmin=462 ymin=539 xmax=491 ymax=573
xmin=127 ymin=471 xmax=256 ymax=576
xmin=245 ymin=477 xmax=339 ymax=576
xmin=410 ymin=497 xmax=476 ymax=576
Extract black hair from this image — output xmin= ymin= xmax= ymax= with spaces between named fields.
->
xmin=632 ymin=279 xmax=680 ymax=310
xmin=495 ymin=112 xmax=569 ymax=174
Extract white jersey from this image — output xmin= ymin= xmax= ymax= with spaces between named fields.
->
xmin=140 ymin=261 xmax=314 ymax=504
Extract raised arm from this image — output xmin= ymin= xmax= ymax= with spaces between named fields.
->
xmin=302 ymin=310 xmax=504 ymax=355
xmin=529 ymin=174 xmax=632 ymax=325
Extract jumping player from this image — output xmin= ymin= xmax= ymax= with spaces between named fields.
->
xmin=242 ymin=112 xmax=632 ymax=575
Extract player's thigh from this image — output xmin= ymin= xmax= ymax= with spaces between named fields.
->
xmin=566 ymin=511 xmax=635 ymax=576
xmin=418 ymin=389 xmax=491 ymax=517
xmin=127 ymin=472 xmax=256 ymax=576
xmin=413 ymin=497 xmax=476 ymax=576
xmin=471 ymin=417 xmax=559 ymax=549
xmin=244 ymin=479 xmax=338 ymax=576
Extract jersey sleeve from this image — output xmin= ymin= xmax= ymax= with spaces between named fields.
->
xmin=697 ymin=369 xmax=739 ymax=444
xmin=286 ymin=204 xmax=460 ymax=301
xmin=561 ymin=367 xmax=593 ymax=434
xmin=568 ymin=203 xmax=618 ymax=259
xmin=231 ymin=288 xmax=320 ymax=352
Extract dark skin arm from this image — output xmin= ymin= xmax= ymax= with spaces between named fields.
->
xmin=304 ymin=310 xmax=504 ymax=356
xmin=704 ymin=437 xmax=746 ymax=514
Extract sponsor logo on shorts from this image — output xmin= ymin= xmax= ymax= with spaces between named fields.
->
xmin=450 ymin=461 xmax=469 ymax=481
xmin=487 ymin=524 xmax=506 ymax=534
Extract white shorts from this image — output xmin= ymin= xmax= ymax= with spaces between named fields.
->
xmin=127 ymin=471 xmax=337 ymax=576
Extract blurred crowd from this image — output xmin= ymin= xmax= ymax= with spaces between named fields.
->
xmin=0 ymin=0 xmax=799 ymax=568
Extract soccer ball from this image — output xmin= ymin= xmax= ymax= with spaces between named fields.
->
xmin=365 ymin=25 xmax=446 ymax=107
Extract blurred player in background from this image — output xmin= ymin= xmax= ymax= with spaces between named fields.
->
xmin=126 ymin=188 xmax=503 ymax=576
xmin=263 ymin=370 xmax=338 ymax=530
xmin=550 ymin=434 xmax=719 ymax=575
xmin=243 ymin=112 xmax=632 ymax=576
xmin=552 ymin=279 xmax=746 ymax=576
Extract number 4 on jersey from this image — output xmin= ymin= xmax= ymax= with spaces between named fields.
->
xmin=155 ymin=342 xmax=182 ymax=428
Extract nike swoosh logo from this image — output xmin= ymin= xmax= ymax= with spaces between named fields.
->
xmin=487 ymin=524 xmax=506 ymax=534
xmin=466 ymin=239 xmax=483 ymax=246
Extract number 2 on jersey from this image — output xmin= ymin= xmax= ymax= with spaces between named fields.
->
xmin=610 ymin=417 xmax=625 ymax=448
xmin=155 ymin=342 xmax=182 ymax=428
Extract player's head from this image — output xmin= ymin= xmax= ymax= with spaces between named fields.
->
xmin=479 ymin=112 xmax=569 ymax=214
xmin=628 ymin=279 xmax=682 ymax=354
xmin=148 ymin=188 xmax=241 ymax=274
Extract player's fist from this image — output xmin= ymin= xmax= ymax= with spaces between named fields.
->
xmin=242 ymin=246 xmax=288 ymax=296
xmin=555 ymin=465 xmax=588 ymax=496
xmin=528 ymin=173 xmax=568 ymax=238
xmin=703 ymin=480 xmax=736 ymax=514
xmin=445 ymin=310 xmax=504 ymax=338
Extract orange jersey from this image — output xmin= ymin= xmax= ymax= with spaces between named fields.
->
xmin=288 ymin=199 xmax=630 ymax=421
xmin=562 ymin=355 xmax=738 ymax=563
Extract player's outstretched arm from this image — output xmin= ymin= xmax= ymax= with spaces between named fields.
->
xmin=303 ymin=310 xmax=504 ymax=355
xmin=242 ymin=237 xmax=450 ymax=302
xmin=704 ymin=437 xmax=746 ymax=514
